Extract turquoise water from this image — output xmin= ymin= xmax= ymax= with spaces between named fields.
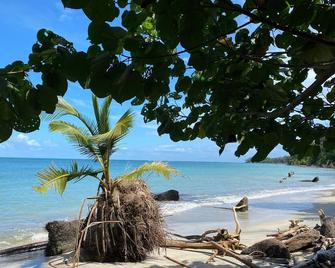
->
xmin=1 ymin=157 xmax=335 ymax=248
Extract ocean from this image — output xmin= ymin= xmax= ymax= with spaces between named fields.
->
xmin=1 ymin=157 xmax=335 ymax=249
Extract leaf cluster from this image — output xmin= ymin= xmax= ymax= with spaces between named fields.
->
xmin=2 ymin=0 xmax=335 ymax=160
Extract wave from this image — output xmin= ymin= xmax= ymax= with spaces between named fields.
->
xmin=160 ymin=184 xmax=335 ymax=216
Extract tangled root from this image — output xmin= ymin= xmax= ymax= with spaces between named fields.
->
xmin=80 ymin=180 xmax=165 ymax=262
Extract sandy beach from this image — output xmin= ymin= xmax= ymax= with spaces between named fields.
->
xmin=1 ymin=188 xmax=334 ymax=268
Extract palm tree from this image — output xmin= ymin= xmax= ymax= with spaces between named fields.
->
xmin=34 ymin=95 xmax=178 ymax=262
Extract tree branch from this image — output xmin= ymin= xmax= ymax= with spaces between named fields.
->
xmin=263 ymin=65 xmax=335 ymax=119
xmin=210 ymin=1 xmax=335 ymax=47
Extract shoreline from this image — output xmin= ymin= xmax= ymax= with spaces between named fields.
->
xmin=1 ymin=188 xmax=334 ymax=267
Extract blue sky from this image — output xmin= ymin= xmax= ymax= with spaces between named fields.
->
xmin=0 ymin=0 xmax=288 ymax=162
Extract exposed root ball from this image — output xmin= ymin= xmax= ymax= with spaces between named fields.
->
xmin=81 ymin=180 xmax=164 ymax=262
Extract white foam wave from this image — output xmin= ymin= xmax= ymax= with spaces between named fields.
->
xmin=31 ymin=232 xmax=48 ymax=242
xmin=160 ymin=184 xmax=335 ymax=216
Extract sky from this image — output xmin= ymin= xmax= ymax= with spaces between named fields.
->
xmin=0 ymin=0 xmax=288 ymax=162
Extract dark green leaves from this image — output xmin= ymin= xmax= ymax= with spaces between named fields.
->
xmin=83 ymin=0 xmax=119 ymax=22
xmin=62 ymin=0 xmax=88 ymax=9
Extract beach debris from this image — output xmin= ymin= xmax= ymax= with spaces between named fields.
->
xmin=290 ymin=219 xmax=304 ymax=228
xmin=235 ymin=196 xmax=249 ymax=212
xmin=241 ymin=238 xmax=291 ymax=259
xmin=154 ymin=189 xmax=179 ymax=201
xmin=45 ymin=220 xmax=81 ymax=256
xmin=162 ymin=203 xmax=259 ymax=267
xmin=284 ymin=229 xmax=320 ymax=252
xmin=319 ymin=209 xmax=335 ymax=238
xmin=300 ymin=176 xmax=320 ymax=183
xmin=267 ymin=225 xmax=309 ymax=241
xmin=210 ymin=241 xmax=260 ymax=268
xmin=0 ymin=241 xmax=47 ymax=256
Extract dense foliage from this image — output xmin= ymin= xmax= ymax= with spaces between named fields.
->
xmin=260 ymin=151 xmax=335 ymax=168
xmin=2 ymin=0 xmax=335 ymax=161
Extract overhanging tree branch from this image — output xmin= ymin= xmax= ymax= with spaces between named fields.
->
xmin=262 ymin=65 xmax=335 ymax=119
xmin=210 ymin=1 xmax=335 ymax=47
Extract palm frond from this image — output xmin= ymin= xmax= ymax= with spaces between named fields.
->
xmin=92 ymin=95 xmax=100 ymax=128
xmin=33 ymin=161 xmax=101 ymax=195
xmin=45 ymin=98 xmax=98 ymax=135
xmin=91 ymin=109 xmax=135 ymax=145
xmin=49 ymin=121 xmax=100 ymax=161
xmin=98 ymin=96 xmax=112 ymax=134
xmin=119 ymin=162 xmax=180 ymax=181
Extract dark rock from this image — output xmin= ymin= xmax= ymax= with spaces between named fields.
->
xmin=235 ymin=196 xmax=248 ymax=212
xmin=320 ymin=217 xmax=335 ymax=238
xmin=154 ymin=190 xmax=179 ymax=201
xmin=300 ymin=176 xmax=320 ymax=183
xmin=45 ymin=220 xmax=80 ymax=256
xmin=312 ymin=176 xmax=320 ymax=182
xmin=241 ymin=238 xmax=290 ymax=259
xmin=284 ymin=229 xmax=320 ymax=252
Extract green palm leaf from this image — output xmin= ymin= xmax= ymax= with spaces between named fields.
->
xmin=98 ymin=96 xmax=112 ymax=134
xmin=49 ymin=120 xmax=101 ymax=161
xmin=119 ymin=162 xmax=180 ymax=181
xmin=90 ymin=109 xmax=135 ymax=158
xmin=44 ymin=98 xmax=98 ymax=135
xmin=33 ymin=161 xmax=101 ymax=195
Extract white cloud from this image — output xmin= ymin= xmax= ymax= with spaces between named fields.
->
xmin=16 ymin=134 xmax=40 ymax=147
xmin=154 ymin=144 xmax=193 ymax=153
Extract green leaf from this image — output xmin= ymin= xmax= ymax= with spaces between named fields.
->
xmin=176 ymin=77 xmax=191 ymax=92
xmin=62 ymin=0 xmax=88 ymax=9
xmin=0 ymin=99 xmax=13 ymax=121
xmin=117 ymin=0 xmax=128 ymax=8
xmin=118 ymin=162 xmax=179 ymax=181
xmin=0 ymin=121 xmax=12 ymax=142
xmin=42 ymin=71 xmax=68 ymax=96
xmin=188 ymin=51 xmax=207 ymax=71
xmin=13 ymin=116 xmax=41 ymax=133
xmin=62 ymin=52 xmax=90 ymax=83
xmin=88 ymin=21 xmax=111 ymax=44
xmin=83 ymin=0 xmax=119 ymax=22
xmin=36 ymin=85 xmax=58 ymax=114
xmin=34 ymin=161 xmax=100 ymax=195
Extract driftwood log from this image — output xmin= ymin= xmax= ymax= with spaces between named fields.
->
xmin=0 ymin=241 xmax=47 ymax=256
xmin=284 ymin=229 xmax=320 ymax=252
xmin=241 ymin=238 xmax=290 ymax=259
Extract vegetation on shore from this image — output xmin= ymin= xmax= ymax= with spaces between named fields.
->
xmin=254 ymin=151 xmax=335 ymax=168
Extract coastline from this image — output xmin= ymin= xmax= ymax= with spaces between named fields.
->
xmin=2 ymin=188 xmax=334 ymax=267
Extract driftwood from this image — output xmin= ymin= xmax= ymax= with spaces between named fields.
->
xmin=0 ymin=241 xmax=47 ymax=256
xmin=284 ymin=229 xmax=321 ymax=252
xmin=163 ymin=239 xmax=241 ymax=250
xmin=211 ymin=241 xmax=260 ymax=268
xmin=267 ymin=225 xmax=309 ymax=240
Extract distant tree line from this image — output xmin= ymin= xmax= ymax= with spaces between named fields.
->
xmin=252 ymin=151 xmax=335 ymax=168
